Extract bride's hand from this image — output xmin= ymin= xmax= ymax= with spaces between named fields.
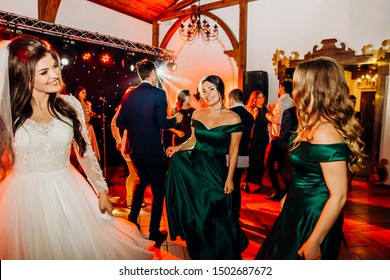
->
xmin=98 ymin=191 xmax=113 ymax=215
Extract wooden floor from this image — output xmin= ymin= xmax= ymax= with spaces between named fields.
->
xmin=106 ymin=166 xmax=390 ymax=260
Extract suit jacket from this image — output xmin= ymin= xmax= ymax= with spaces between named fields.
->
xmin=278 ymin=106 xmax=298 ymax=151
xmin=116 ymin=82 xmax=176 ymax=155
xmin=230 ymin=105 xmax=254 ymax=156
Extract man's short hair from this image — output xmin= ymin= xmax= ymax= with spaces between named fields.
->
xmin=136 ymin=59 xmax=157 ymax=80
xmin=281 ymin=80 xmax=293 ymax=94
xmin=229 ymin=88 xmax=244 ymax=102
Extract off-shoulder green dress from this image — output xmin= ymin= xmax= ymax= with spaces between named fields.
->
xmin=166 ymin=119 xmax=248 ymax=260
xmin=256 ymin=141 xmax=350 ymax=260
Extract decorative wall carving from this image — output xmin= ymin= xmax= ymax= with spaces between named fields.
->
xmin=272 ymin=49 xmax=299 ymax=75
xmin=272 ymin=38 xmax=390 ymax=184
xmin=362 ymin=39 xmax=390 ymax=63
xmin=273 ymin=38 xmax=390 ymax=81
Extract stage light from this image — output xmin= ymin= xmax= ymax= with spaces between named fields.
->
xmin=59 ymin=42 xmax=76 ymax=67
xmin=82 ymin=51 xmax=92 ymax=61
xmin=58 ymin=38 xmax=78 ymax=67
xmin=125 ymin=59 xmax=135 ymax=71
xmin=60 ymin=56 xmax=70 ymax=66
xmin=166 ymin=58 xmax=177 ymax=72
xmin=157 ymin=67 xmax=164 ymax=76
xmin=100 ymin=53 xmax=111 ymax=64
xmin=60 ymin=52 xmax=72 ymax=66
xmin=123 ymin=51 xmax=136 ymax=71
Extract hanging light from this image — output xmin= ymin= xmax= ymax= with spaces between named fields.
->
xmin=166 ymin=58 xmax=177 ymax=72
xmin=179 ymin=0 xmax=218 ymax=44
xmin=357 ymin=70 xmax=378 ymax=89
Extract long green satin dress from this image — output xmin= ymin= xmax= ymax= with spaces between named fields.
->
xmin=166 ymin=119 xmax=249 ymax=260
xmin=256 ymin=141 xmax=350 ymax=260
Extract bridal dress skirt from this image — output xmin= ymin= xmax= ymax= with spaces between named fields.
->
xmin=0 ymin=166 xmax=155 ymax=260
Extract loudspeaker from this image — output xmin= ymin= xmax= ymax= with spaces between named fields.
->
xmin=243 ymin=70 xmax=268 ymax=103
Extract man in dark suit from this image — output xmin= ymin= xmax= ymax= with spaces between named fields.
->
xmin=278 ymin=105 xmax=298 ymax=193
xmin=228 ymin=89 xmax=254 ymax=219
xmin=116 ymin=59 xmax=182 ymax=244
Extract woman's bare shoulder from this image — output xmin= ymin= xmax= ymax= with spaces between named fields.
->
xmin=313 ymin=122 xmax=343 ymax=144
xmin=224 ymin=108 xmax=241 ymax=124
xmin=226 ymin=109 xmax=241 ymax=123
xmin=192 ymin=108 xmax=208 ymax=120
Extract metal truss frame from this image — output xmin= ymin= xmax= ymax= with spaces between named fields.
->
xmin=0 ymin=10 xmax=173 ymax=57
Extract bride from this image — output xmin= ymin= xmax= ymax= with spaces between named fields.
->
xmin=0 ymin=35 xmax=155 ymax=259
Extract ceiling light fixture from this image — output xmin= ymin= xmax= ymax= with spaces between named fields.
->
xmin=179 ymin=0 xmax=218 ymax=44
xmin=166 ymin=58 xmax=177 ymax=72
xmin=357 ymin=70 xmax=378 ymax=89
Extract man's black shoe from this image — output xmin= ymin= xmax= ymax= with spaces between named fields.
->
xmin=265 ymin=192 xmax=283 ymax=201
xmin=149 ymin=230 xmax=168 ymax=244
xmin=241 ymin=183 xmax=251 ymax=194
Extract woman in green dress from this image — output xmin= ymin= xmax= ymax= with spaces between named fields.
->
xmin=256 ymin=57 xmax=365 ymax=260
xmin=165 ymin=75 xmax=248 ymax=259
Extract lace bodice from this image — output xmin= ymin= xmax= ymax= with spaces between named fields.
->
xmin=13 ymin=95 xmax=108 ymax=194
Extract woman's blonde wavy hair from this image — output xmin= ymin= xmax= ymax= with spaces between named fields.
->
xmin=291 ymin=56 xmax=366 ymax=172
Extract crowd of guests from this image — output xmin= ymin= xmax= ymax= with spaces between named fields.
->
xmin=0 ymin=34 xmax=366 ymax=260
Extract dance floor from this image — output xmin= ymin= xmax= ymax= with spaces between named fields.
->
xmin=106 ymin=166 xmax=390 ymax=260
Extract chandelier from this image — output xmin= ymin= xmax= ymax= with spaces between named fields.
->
xmin=357 ymin=71 xmax=378 ymax=89
xmin=179 ymin=0 xmax=218 ymax=44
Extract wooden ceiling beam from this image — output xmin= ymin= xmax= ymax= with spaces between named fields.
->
xmin=162 ymin=0 xmax=198 ymax=15
xmin=237 ymin=0 xmax=247 ymax=89
xmin=88 ymin=0 xmax=154 ymax=23
xmin=38 ymin=0 xmax=62 ymax=23
xmin=157 ymin=0 xmax=255 ymax=21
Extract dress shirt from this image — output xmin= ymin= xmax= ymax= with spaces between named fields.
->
xmin=267 ymin=93 xmax=294 ymax=137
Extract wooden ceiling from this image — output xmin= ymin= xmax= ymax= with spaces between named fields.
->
xmin=87 ymin=0 xmax=248 ymax=23
xmin=39 ymin=1 xmax=251 ymax=24
xmin=87 ymin=0 xmax=179 ymax=23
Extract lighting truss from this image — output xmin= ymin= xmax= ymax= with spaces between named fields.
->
xmin=0 ymin=10 xmax=173 ymax=58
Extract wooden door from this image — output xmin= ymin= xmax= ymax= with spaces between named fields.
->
xmin=360 ymin=91 xmax=375 ymax=156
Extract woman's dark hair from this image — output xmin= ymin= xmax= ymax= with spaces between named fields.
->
xmin=74 ymin=86 xmax=86 ymax=100
xmin=175 ymin=89 xmax=190 ymax=111
xmin=193 ymin=89 xmax=201 ymax=101
xmin=200 ymin=75 xmax=225 ymax=100
xmin=8 ymin=35 xmax=86 ymax=155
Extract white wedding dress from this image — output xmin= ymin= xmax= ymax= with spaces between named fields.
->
xmin=0 ymin=95 xmax=155 ymax=260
